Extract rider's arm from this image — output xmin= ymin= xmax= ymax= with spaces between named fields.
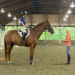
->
xmin=21 ymin=22 xmax=26 ymax=27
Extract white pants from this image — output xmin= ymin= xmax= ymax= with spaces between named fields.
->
xmin=20 ymin=26 xmax=27 ymax=33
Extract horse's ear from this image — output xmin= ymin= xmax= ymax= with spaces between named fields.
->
xmin=46 ymin=19 xmax=48 ymax=22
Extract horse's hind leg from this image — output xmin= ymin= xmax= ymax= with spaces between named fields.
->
xmin=6 ymin=45 xmax=11 ymax=62
xmin=9 ymin=44 xmax=14 ymax=63
xmin=6 ymin=44 xmax=14 ymax=63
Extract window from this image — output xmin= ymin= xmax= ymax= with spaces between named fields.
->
xmin=4 ymin=26 xmax=75 ymax=40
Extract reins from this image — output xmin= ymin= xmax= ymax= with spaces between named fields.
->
xmin=32 ymin=25 xmax=46 ymax=39
xmin=29 ymin=20 xmax=51 ymax=39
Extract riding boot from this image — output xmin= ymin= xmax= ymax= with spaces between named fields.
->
xmin=21 ymin=32 xmax=27 ymax=43
xmin=65 ymin=54 xmax=71 ymax=64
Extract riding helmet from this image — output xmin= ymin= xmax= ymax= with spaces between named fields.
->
xmin=21 ymin=11 xmax=27 ymax=15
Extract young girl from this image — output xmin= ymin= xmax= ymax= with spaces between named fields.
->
xmin=61 ymin=29 xmax=71 ymax=64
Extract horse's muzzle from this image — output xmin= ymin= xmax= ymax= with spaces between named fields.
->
xmin=51 ymin=31 xmax=54 ymax=34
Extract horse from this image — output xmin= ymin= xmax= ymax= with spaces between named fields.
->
xmin=4 ymin=19 xmax=54 ymax=65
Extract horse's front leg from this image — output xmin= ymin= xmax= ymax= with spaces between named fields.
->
xmin=29 ymin=44 xmax=36 ymax=65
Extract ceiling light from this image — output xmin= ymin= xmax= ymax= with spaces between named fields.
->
xmin=1 ymin=8 xmax=4 ymax=13
xmin=13 ymin=16 xmax=17 ymax=20
xmin=19 ymin=21 xmax=21 ymax=24
xmin=8 ymin=12 xmax=12 ymax=17
xmin=63 ymin=1 xmax=66 ymax=3
xmin=67 ymin=9 xmax=71 ymax=14
xmin=63 ymin=18 xmax=66 ymax=21
xmin=70 ymin=2 xmax=75 ymax=8
xmin=65 ymin=14 xmax=68 ymax=18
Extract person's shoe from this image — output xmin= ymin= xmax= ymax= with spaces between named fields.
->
xmin=65 ymin=62 xmax=70 ymax=64
xmin=30 ymin=61 xmax=34 ymax=65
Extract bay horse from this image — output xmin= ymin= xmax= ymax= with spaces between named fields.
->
xmin=4 ymin=19 xmax=54 ymax=65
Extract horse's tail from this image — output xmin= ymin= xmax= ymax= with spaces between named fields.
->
xmin=4 ymin=39 xmax=7 ymax=59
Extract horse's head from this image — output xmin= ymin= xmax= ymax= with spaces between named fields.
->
xmin=45 ymin=19 xmax=54 ymax=34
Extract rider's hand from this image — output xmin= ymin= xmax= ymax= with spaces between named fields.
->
xmin=24 ymin=25 xmax=26 ymax=27
xmin=26 ymin=25 xmax=29 ymax=28
xmin=26 ymin=25 xmax=29 ymax=27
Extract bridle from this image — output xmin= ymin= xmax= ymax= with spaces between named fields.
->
xmin=46 ymin=19 xmax=51 ymax=32
xmin=32 ymin=20 xmax=52 ymax=39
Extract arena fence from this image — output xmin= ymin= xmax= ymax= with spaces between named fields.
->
xmin=0 ymin=39 xmax=75 ymax=46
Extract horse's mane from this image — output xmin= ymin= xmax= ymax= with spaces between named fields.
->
xmin=34 ymin=21 xmax=45 ymax=28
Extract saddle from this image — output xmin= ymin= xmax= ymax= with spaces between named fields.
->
xmin=18 ymin=29 xmax=29 ymax=47
xmin=18 ymin=29 xmax=30 ymax=39
xmin=19 ymin=29 xmax=28 ymax=36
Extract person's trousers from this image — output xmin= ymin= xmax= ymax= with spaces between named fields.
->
xmin=66 ymin=46 xmax=71 ymax=63
xmin=66 ymin=46 xmax=70 ymax=54
xmin=20 ymin=26 xmax=27 ymax=33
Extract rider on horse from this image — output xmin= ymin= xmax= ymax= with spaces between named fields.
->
xmin=20 ymin=11 xmax=29 ymax=43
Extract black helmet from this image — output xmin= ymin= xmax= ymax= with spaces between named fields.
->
xmin=21 ymin=11 xmax=27 ymax=15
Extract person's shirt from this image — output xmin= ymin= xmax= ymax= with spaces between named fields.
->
xmin=20 ymin=17 xmax=26 ymax=26
xmin=65 ymin=34 xmax=71 ymax=46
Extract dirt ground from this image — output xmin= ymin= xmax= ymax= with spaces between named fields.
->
xmin=0 ymin=45 xmax=75 ymax=75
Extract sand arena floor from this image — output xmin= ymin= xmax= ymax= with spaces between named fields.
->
xmin=0 ymin=45 xmax=75 ymax=75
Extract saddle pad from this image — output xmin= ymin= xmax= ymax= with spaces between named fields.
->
xmin=18 ymin=30 xmax=30 ymax=38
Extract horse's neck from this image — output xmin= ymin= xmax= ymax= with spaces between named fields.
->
xmin=33 ymin=23 xmax=45 ymax=38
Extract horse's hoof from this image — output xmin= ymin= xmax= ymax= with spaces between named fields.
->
xmin=7 ymin=61 xmax=12 ymax=64
xmin=30 ymin=62 xmax=34 ymax=65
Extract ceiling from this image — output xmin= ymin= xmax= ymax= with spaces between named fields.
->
xmin=0 ymin=0 xmax=75 ymax=25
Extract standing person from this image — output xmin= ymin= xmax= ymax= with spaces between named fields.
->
xmin=20 ymin=11 xmax=28 ymax=43
xmin=61 ymin=29 xmax=71 ymax=64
